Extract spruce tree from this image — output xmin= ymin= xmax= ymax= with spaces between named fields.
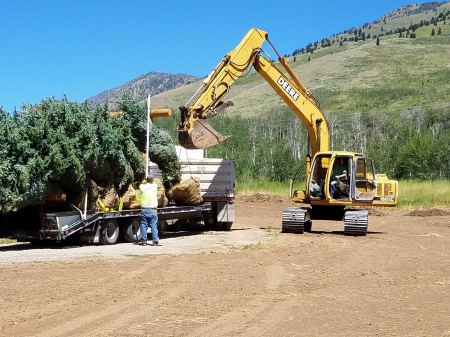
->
xmin=0 ymin=94 xmax=179 ymax=213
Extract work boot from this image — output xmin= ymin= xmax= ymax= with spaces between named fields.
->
xmin=151 ymin=241 xmax=161 ymax=246
xmin=138 ymin=241 xmax=148 ymax=246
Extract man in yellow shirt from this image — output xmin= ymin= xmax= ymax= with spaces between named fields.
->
xmin=138 ymin=175 xmax=160 ymax=246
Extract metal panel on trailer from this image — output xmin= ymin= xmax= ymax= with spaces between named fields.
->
xmin=216 ymin=201 xmax=235 ymax=222
xmin=148 ymin=158 xmax=235 ymax=200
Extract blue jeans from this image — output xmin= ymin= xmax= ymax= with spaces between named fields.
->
xmin=140 ymin=208 xmax=159 ymax=243
xmin=330 ymin=180 xmax=338 ymax=197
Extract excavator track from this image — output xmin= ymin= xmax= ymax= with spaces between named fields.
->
xmin=282 ymin=206 xmax=310 ymax=234
xmin=343 ymin=209 xmax=368 ymax=236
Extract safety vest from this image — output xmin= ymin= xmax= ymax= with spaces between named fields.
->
xmin=139 ymin=183 xmax=158 ymax=208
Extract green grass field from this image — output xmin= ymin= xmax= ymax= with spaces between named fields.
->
xmin=397 ymin=179 xmax=450 ymax=209
xmin=0 ymin=238 xmax=15 ymax=244
xmin=237 ymin=179 xmax=450 ymax=209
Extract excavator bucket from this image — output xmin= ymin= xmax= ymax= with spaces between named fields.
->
xmin=178 ymin=119 xmax=229 ymax=149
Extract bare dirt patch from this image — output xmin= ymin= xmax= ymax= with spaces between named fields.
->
xmin=236 ymin=192 xmax=296 ymax=205
xmin=1 ymin=197 xmax=450 ymax=337
xmin=406 ymin=208 xmax=450 ymax=217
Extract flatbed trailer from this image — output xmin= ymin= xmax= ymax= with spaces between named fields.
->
xmin=0 ymin=157 xmax=235 ymax=245
xmin=37 ymin=202 xmax=216 ymax=244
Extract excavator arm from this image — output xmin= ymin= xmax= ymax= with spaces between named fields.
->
xmin=178 ymin=28 xmax=329 ymax=156
xmin=253 ymin=53 xmax=329 ymax=155
xmin=178 ymin=28 xmax=266 ymax=149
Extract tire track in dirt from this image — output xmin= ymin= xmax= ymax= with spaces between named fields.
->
xmin=184 ymin=294 xmax=303 ymax=336
xmin=3 ymin=261 xmax=151 ymax=336
xmin=184 ymin=297 xmax=275 ymax=337
xmin=181 ymin=262 xmax=300 ymax=337
xmin=27 ymin=258 xmax=185 ymax=337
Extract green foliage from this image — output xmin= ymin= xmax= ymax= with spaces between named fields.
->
xmin=148 ymin=123 xmax=181 ymax=181
xmin=117 ymin=92 xmax=148 ymax=152
xmin=118 ymin=93 xmax=181 ymax=182
xmin=207 ymin=109 xmax=306 ymax=182
xmin=0 ymin=109 xmax=49 ymax=210
xmin=0 ymin=93 xmax=182 ymax=212
xmin=394 ymin=131 xmax=433 ymax=180
xmin=0 ymin=96 xmax=148 ymax=212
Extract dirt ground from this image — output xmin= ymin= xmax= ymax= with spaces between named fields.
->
xmin=1 ymin=194 xmax=450 ymax=337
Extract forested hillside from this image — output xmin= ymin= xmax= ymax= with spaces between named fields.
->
xmin=150 ymin=2 xmax=450 ymax=183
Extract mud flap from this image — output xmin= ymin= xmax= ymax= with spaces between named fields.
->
xmin=179 ymin=119 xmax=229 ymax=149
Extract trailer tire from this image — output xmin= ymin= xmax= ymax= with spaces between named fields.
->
xmin=100 ymin=219 xmax=120 ymax=245
xmin=122 ymin=217 xmax=141 ymax=243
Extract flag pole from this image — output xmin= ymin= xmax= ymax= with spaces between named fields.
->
xmin=146 ymin=94 xmax=151 ymax=177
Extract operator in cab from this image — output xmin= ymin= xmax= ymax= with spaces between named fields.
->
xmin=329 ymin=160 xmax=347 ymax=198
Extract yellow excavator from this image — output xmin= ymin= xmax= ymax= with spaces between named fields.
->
xmin=177 ymin=28 xmax=398 ymax=235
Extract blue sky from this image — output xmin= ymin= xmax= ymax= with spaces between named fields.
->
xmin=0 ymin=0 xmax=434 ymax=112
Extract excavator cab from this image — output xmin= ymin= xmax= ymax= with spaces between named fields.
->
xmin=307 ymin=153 xmax=377 ymax=203
xmin=308 ymin=154 xmax=349 ymax=201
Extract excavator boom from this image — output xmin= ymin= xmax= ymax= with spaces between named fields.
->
xmin=177 ymin=28 xmax=329 ymax=155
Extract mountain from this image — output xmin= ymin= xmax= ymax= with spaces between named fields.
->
xmin=87 ymin=1 xmax=450 ymax=117
xmin=294 ymin=2 xmax=449 ymax=54
xmin=149 ymin=1 xmax=450 ymax=118
xmin=86 ymin=72 xmax=200 ymax=108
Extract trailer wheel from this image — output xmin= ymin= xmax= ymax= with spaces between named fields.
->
xmin=122 ymin=217 xmax=141 ymax=243
xmin=100 ymin=219 xmax=120 ymax=245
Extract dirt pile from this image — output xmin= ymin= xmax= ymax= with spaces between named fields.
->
xmin=406 ymin=208 xmax=450 ymax=217
xmin=237 ymin=193 xmax=297 ymax=206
